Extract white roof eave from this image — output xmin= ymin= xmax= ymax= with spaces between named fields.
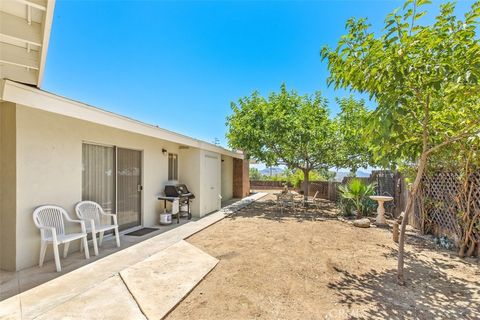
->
xmin=0 ymin=0 xmax=56 ymax=87
xmin=37 ymin=0 xmax=55 ymax=86
xmin=0 ymin=79 xmax=244 ymax=159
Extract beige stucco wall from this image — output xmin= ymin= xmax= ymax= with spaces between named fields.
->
xmin=178 ymin=147 xmax=201 ymax=216
xmin=178 ymin=149 xmax=223 ymax=217
xmin=14 ymin=104 xmax=201 ymax=270
xmin=8 ymin=103 xmax=236 ymax=270
xmin=0 ymin=102 xmax=17 ymax=271
xmin=221 ymin=156 xmax=233 ymax=201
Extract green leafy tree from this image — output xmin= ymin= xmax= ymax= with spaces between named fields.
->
xmin=321 ymin=0 xmax=480 ymax=284
xmin=324 ymin=170 xmax=337 ymax=182
xmin=226 ymin=84 xmax=337 ymax=200
xmin=285 ymin=169 xmax=327 ymax=189
xmin=334 ymin=97 xmax=374 ymax=173
xmin=249 ymin=167 xmax=263 ymax=180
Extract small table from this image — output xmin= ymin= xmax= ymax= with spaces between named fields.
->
xmin=369 ymin=196 xmax=394 ymax=224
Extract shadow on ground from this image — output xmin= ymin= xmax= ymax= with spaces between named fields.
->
xmin=227 ymin=193 xmax=480 ymax=319
xmin=328 ymin=244 xmax=480 ymax=319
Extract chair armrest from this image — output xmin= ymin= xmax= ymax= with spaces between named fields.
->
xmin=37 ymin=226 xmax=58 ymax=243
xmin=67 ymin=218 xmax=85 ymax=224
xmin=64 ymin=213 xmax=82 ymax=223
xmin=100 ymin=212 xmax=116 ymax=218
xmin=38 ymin=226 xmax=56 ymax=233
xmin=101 ymin=213 xmax=118 ymax=226
xmin=78 ymin=218 xmax=96 ymax=231
xmin=64 ymin=218 xmax=87 ymax=234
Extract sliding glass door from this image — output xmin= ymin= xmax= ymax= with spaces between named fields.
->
xmin=82 ymin=144 xmax=116 ymax=213
xmin=117 ymin=148 xmax=142 ymax=231
xmin=82 ymin=143 xmax=142 ymax=231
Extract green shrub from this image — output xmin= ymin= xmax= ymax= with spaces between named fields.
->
xmin=338 ymin=178 xmax=376 ymax=218
xmin=337 ymin=197 xmax=356 ymax=217
xmin=361 ymin=197 xmax=377 ymax=217
xmin=285 ymin=169 xmax=326 ymax=189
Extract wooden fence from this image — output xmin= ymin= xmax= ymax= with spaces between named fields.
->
xmin=251 ymin=170 xmax=480 ymax=243
xmin=249 ymin=180 xmax=291 ymax=189
xmin=251 ymin=171 xmax=406 ymax=216
xmin=309 ymin=181 xmax=341 ymax=202
xmin=249 ymin=180 xmax=341 ymax=201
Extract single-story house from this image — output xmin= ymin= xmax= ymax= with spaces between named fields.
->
xmin=0 ymin=1 xmax=249 ymax=272
xmin=0 ymin=79 xmax=250 ymax=272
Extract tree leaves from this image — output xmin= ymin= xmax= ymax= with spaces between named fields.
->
xmin=334 ymin=97 xmax=374 ymax=172
xmin=322 ymin=0 xmax=480 ymax=168
xmin=226 ymin=84 xmax=337 ymax=173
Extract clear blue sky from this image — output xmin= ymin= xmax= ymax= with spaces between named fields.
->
xmin=42 ymin=0 xmax=474 ymax=148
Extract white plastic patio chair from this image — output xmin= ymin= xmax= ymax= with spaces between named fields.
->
xmin=292 ymin=191 xmax=305 ymax=209
xmin=75 ymin=201 xmax=120 ymax=256
xmin=276 ymin=192 xmax=295 ymax=214
xmin=33 ymin=205 xmax=90 ymax=272
xmin=305 ymin=191 xmax=320 ymax=209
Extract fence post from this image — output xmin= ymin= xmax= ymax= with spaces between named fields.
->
xmin=327 ymin=182 xmax=335 ymax=202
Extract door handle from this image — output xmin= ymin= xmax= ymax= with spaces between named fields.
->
xmin=137 ymin=185 xmax=143 ymax=192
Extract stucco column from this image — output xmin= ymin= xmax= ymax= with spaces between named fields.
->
xmin=0 ymin=102 xmax=17 ymax=271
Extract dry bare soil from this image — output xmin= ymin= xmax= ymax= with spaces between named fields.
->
xmin=167 ymin=194 xmax=480 ymax=320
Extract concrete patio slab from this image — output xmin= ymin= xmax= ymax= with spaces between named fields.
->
xmin=0 ymin=293 xmax=21 ymax=320
xmin=0 ymin=218 xmax=195 ymax=302
xmin=120 ymin=240 xmax=218 ymax=319
xmin=0 ymin=193 xmax=267 ymax=319
xmin=35 ymin=275 xmax=146 ymax=320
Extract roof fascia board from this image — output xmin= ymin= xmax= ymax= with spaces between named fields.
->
xmin=0 ymin=79 xmax=5 ymax=99
xmin=1 ymin=80 xmax=243 ymax=159
xmin=37 ymin=0 xmax=55 ymax=86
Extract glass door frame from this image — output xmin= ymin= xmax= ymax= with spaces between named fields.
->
xmin=116 ymin=147 xmax=143 ymax=231
xmin=82 ymin=141 xmax=144 ymax=233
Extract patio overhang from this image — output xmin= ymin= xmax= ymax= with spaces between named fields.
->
xmin=0 ymin=0 xmax=55 ymax=87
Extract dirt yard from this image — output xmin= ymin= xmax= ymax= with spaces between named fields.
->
xmin=167 ymin=193 xmax=480 ymax=320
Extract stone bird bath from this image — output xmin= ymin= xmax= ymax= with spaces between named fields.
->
xmin=369 ymin=195 xmax=393 ymax=224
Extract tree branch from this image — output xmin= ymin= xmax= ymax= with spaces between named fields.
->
xmin=425 ymin=124 xmax=480 ymax=156
xmin=269 ymin=144 xmax=298 ymax=169
xmin=409 ymin=0 xmax=418 ymax=36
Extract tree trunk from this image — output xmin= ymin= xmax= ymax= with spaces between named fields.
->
xmin=398 ymin=95 xmax=430 ymax=285
xmin=397 ymin=152 xmax=428 ymax=285
xmin=303 ymin=169 xmax=310 ymax=203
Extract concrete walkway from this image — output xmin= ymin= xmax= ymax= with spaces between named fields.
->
xmin=0 ymin=192 xmax=267 ymax=320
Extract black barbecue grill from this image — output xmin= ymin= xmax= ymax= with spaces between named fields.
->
xmin=158 ymin=183 xmax=195 ymax=223
xmin=164 ymin=184 xmax=195 ymax=200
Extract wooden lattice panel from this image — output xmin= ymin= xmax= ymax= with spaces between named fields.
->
xmin=418 ymin=171 xmax=480 ymax=237
xmin=471 ymin=173 xmax=480 ymax=210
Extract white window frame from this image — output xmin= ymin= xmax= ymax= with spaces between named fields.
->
xmin=168 ymin=153 xmax=178 ymax=181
